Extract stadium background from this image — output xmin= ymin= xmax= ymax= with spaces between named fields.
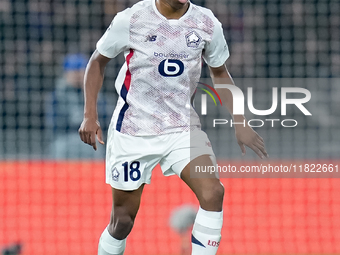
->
xmin=0 ymin=0 xmax=339 ymax=254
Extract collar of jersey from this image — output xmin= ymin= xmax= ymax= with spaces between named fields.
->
xmin=152 ymin=0 xmax=193 ymax=24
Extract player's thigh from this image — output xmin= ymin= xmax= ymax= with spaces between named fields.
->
xmin=110 ymin=184 xmax=144 ymax=222
xmin=180 ymin=155 xmax=224 ymax=211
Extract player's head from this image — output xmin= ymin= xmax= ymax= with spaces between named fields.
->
xmin=63 ymin=53 xmax=87 ymax=88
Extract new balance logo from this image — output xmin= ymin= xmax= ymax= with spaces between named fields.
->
xmin=145 ymin=35 xmax=157 ymax=42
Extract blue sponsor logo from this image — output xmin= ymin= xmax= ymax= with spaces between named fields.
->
xmin=158 ymin=59 xmax=184 ymax=77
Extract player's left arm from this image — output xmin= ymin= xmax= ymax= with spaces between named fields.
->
xmin=209 ymin=64 xmax=268 ymax=159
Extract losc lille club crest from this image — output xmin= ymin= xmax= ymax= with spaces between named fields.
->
xmin=112 ymin=167 xmax=120 ymax=182
xmin=186 ymin=31 xmax=202 ymax=48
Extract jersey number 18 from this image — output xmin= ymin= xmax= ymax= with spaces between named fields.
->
xmin=122 ymin=161 xmax=141 ymax=182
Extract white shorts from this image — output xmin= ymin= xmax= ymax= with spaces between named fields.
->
xmin=105 ymin=128 xmax=215 ymax=191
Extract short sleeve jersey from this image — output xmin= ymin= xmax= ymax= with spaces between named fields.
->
xmin=97 ymin=0 xmax=229 ymax=136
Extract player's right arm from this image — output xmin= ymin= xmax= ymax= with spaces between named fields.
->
xmin=79 ymin=10 xmax=129 ymax=150
xmin=78 ymin=51 xmax=110 ymax=150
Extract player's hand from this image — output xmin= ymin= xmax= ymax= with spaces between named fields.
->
xmin=234 ymin=120 xmax=268 ymax=159
xmin=78 ymin=118 xmax=104 ymax=151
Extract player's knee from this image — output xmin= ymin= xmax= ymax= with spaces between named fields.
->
xmin=108 ymin=215 xmax=134 ymax=240
xmin=199 ymin=182 xmax=224 ymax=209
xmin=209 ymin=183 xmax=224 ymax=203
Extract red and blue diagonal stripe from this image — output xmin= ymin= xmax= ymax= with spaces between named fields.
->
xmin=116 ymin=49 xmax=134 ymax=132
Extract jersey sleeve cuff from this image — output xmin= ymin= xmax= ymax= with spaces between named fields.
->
xmin=206 ymin=49 xmax=230 ymax=68
xmin=96 ymin=44 xmax=115 ymax=59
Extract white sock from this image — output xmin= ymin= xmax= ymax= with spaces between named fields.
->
xmin=191 ymin=207 xmax=223 ymax=255
xmin=98 ymin=227 xmax=126 ymax=255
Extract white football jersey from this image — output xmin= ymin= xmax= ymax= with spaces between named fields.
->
xmin=97 ymin=0 xmax=229 ymax=136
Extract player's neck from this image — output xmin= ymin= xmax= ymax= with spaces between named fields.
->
xmin=155 ymin=0 xmax=190 ymax=20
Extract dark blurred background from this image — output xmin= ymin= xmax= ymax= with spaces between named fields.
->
xmin=1 ymin=1 xmax=340 ymax=255
xmin=0 ymin=0 xmax=339 ymax=159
